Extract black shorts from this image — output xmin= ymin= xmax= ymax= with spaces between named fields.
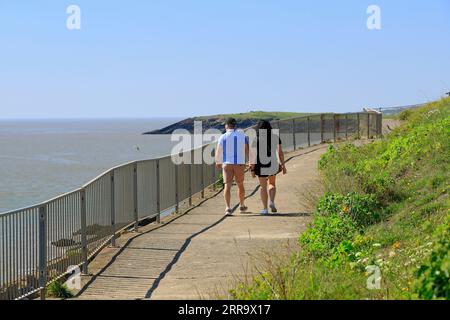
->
xmin=254 ymin=163 xmax=281 ymax=177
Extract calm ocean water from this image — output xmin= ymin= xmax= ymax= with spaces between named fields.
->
xmin=0 ymin=118 xmax=181 ymax=213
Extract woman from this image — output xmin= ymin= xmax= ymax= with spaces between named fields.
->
xmin=250 ymin=120 xmax=287 ymax=214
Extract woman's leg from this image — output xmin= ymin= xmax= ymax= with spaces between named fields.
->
xmin=268 ymin=175 xmax=277 ymax=204
xmin=258 ymin=177 xmax=268 ymax=210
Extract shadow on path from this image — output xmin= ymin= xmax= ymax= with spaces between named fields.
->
xmin=236 ymin=212 xmax=311 ymax=217
xmin=143 ymin=184 xmax=261 ymax=299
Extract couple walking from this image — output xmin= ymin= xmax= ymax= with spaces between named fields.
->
xmin=214 ymin=117 xmax=287 ymax=215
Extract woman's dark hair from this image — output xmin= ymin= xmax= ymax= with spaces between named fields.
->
xmin=255 ymin=119 xmax=272 ymax=135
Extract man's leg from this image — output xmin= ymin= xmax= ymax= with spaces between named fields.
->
xmin=223 ymin=165 xmax=233 ymax=209
xmin=236 ymin=181 xmax=245 ymax=207
xmin=224 ymin=183 xmax=232 ymax=209
xmin=235 ymin=165 xmax=246 ymax=207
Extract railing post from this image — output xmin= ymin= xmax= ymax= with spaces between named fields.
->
xmin=292 ymin=119 xmax=296 ymax=150
xmin=133 ymin=162 xmax=139 ymax=231
xmin=212 ymin=161 xmax=216 ymax=191
xmin=80 ymin=189 xmax=88 ymax=275
xmin=367 ymin=113 xmax=370 ymax=139
xmin=378 ymin=113 xmax=383 ymax=138
xmin=38 ymin=205 xmax=47 ymax=300
xmin=320 ymin=114 xmax=324 ymax=143
xmin=201 ymin=147 xmax=205 ymax=198
xmin=188 ymin=152 xmax=193 ymax=206
xmin=357 ymin=113 xmax=360 ymax=139
xmin=333 ymin=114 xmax=337 ymax=142
xmin=175 ymin=163 xmax=179 ymax=213
xmin=156 ymin=159 xmax=161 ymax=223
xmin=306 ymin=117 xmax=311 ymax=147
xmin=345 ymin=114 xmax=348 ymax=140
xmin=110 ymin=171 xmax=116 ymax=247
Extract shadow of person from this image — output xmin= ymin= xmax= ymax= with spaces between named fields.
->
xmin=234 ymin=212 xmax=311 ymax=217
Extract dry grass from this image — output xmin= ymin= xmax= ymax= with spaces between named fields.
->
xmin=295 ymin=178 xmax=324 ymax=213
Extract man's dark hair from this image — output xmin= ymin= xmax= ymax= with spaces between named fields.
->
xmin=225 ymin=117 xmax=237 ymax=128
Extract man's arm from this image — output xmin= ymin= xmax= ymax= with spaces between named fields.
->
xmin=245 ymin=141 xmax=249 ymax=163
xmin=215 ymin=136 xmax=223 ymax=169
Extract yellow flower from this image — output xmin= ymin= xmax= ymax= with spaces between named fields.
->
xmin=342 ymin=206 xmax=350 ymax=214
xmin=392 ymin=241 xmax=401 ymax=249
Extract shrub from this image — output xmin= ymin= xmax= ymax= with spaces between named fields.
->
xmin=46 ymin=281 xmax=74 ymax=299
xmin=414 ymin=217 xmax=450 ymax=300
xmin=300 ymin=192 xmax=383 ymax=263
xmin=215 ymin=172 xmax=224 ymax=189
xmin=299 ymin=212 xmax=358 ymax=259
xmin=317 ymin=192 xmax=382 ymax=229
xmin=230 ymin=275 xmax=272 ymax=300
xmin=398 ymin=109 xmax=412 ymax=121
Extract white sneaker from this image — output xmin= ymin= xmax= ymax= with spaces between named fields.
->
xmin=225 ymin=208 xmax=233 ymax=216
xmin=261 ymin=209 xmax=269 ymax=215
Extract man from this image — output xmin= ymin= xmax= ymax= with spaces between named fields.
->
xmin=215 ymin=117 xmax=249 ymax=215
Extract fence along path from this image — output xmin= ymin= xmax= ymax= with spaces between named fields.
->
xmin=0 ymin=112 xmax=382 ymax=300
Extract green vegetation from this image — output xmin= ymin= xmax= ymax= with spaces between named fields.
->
xmin=197 ymin=111 xmax=310 ymax=121
xmin=215 ymin=172 xmax=224 ymax=189
xmin=46 ymin=280 xmax=74 ymax=299
xmin=231 ymin=98 xmax=450 ymax=300
xmin=414 ymin=217 xmax=450 ymax=299
xmin=382 ymin=114 xmax=398 ymax=119
xmin=147 ymin=110 xmax=314 ymax=134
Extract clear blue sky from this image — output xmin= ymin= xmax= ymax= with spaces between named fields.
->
xmin=1 ymin=0 xmax=449 ymax=118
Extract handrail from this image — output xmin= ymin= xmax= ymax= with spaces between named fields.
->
xmin=0 ymin=112 xmax=382 ymax=300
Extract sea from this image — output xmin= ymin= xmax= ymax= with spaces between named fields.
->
xmin=0 ymin=118 xmax=182 ymax=213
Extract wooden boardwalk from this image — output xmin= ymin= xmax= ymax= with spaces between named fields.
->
xmin=74 ymin=145 xmax=328 ymax=299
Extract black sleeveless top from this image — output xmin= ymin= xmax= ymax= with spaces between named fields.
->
xmin=254 ymin=132 xmax=282 ymax=177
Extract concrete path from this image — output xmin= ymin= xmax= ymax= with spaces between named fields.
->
xmin=74 ymin=145 xmax=328 ymax=300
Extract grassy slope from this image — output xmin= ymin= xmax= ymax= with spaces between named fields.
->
xmin=231 ymin=98 xmax=450 ymax=300
xmin=146 ymin=111 xmax=312 ymax=134
xmin=196 ymin=111 xmax=310 ymax=121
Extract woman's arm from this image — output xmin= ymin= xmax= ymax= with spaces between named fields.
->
xmin=278 ymin=144 xmax=287 ymax=174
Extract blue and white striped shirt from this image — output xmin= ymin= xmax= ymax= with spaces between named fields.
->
xmin=215 ymin=129 xmax=249 ymax=165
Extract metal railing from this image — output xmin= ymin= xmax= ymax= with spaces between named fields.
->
xmin=0 ymin=111 xmax=382 ymax=300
